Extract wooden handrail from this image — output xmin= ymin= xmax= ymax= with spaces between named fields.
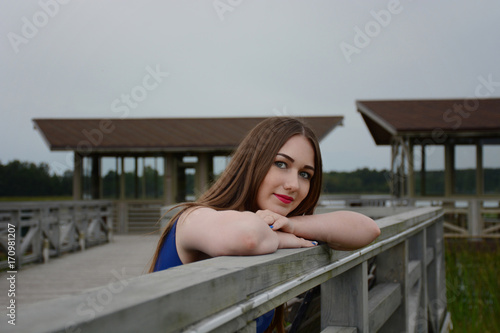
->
xmin=4 ymin=207 xmax=450 ymax=333
xmin=0 ymin=200 xmax=113 ymax=269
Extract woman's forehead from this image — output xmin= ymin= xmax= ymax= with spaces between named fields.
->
xmin=278 ymin=135 xmax=315 ymax=166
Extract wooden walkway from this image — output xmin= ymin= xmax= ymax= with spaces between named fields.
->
xmin=0 ymin=234 xmax=160 ymax=306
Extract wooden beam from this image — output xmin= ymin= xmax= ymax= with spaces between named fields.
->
xmin=73 ymin=153 xmax=82 ymax=200
xmin=476 ymin=142 xmax=484 ymax=195
xmin=444 ymin=144 xmax=454 ymax=197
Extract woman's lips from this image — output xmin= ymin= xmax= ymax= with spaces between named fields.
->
xmin=274 ymin=193 xmax=294 ymax=204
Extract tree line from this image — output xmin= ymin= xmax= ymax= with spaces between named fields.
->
xmin=0 ymin=160 xmax=72 ymax=197
xmin=1 ymin=160 xmax=499 ymax=197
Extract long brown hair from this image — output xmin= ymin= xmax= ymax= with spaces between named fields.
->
xmin=149 ymin=117 xmax=323 ymax=331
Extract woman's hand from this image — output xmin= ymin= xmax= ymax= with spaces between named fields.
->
xmin=256 ymin=209 xmax=295 ymax=234
xmin=275 ymin=231 xmax=318 ymax=249
xmin=255 ymin=210 xmax=317 ymax=248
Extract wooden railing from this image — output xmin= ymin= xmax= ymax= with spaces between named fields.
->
xmin=0 ymin=200 xmax=112 ymax=269
xmin=410 ymin=197 xmax=500 ymax=238
xmin=114 ymin=199 xmax=164 ymax=234
xmin=7 ymin=207 xmax=450 ymax=333
xmin=321 ymin=194 xmax=500 ymax=238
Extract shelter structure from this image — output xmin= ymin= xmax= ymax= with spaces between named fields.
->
xmin=357 ymin=98 xmax=500 ymax=237
xmin=33 ymin=116 xmax=343 ymax=233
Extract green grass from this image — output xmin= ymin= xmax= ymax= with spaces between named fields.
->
xmin=445 ymin=239 xmax=500 ymax=332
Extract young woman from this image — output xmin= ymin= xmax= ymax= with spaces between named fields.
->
xmin=149 ymin=117 xmax=380 ymax=332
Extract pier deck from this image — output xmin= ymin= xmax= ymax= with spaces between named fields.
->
xmin=0 ymin=234 xmax=159 ymax=306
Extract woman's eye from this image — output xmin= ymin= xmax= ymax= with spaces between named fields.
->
xmin=300 ymin=171 xmax=312 ymax=180
xmin=275 ymin=161 xmax=286 ymax=169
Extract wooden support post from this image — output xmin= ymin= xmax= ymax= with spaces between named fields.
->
xmin=476 ymin=142 xmax=484 ymax=196
xmin=421 ymin=144 xmax=426 ymax=196
xmin=444 ymin=144 xmax=454 ymax=197
xmin=115 ymin=157 xmax=120 ymax=199
xmin=408 ymin=230 xmax=428 ymax=332
xmin=79 ymin=231 xmax=86 ymax=251
xmin=468 ymin=199 xmax=482 ymax=237
xmin=73 ymin=153 xmax=83 ymax=200
xmin=196 ymin=153 xmax=210 ymax=197
xmin=164 ymin=153 xmax=178 ymax=205
xmin=375 ymin=240 xmax=408 ymax=332
xmin=321 ymin=262 xmax=368 ymax=332
xmin=425 ymin=217 xmax=447 ymax=332
xmin=43 ymin=238 xmax=50 ymax=264
xmin=91 ymin=155 xmax=101 ymax=199
xmin=141 ymin=157 xmax=146 ymax=199
xmin=390 ymin=139 xmax=397 ymax=197
xmin=119 ymin=157 xmax=125 ymax=200
xmin=134 ymin=157 xmax=139 ymax=199
xmin=400 ymin=139 xmax=406 ymax=199
xmin=117 ymin=201 xmax=128 ymax=234
xmin=408 ymin=139 xmax=415 ymax=199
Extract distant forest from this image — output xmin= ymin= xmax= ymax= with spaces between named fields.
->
xmin=0 ymin=160 xmax=72 ymax=197
xmin=1 ymin=160 xmax=499 ymax=197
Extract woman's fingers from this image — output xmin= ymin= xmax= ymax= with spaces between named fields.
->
xmin=256 ymin=210 xmax=275 ymax=225
xmin=255 ymin=210 xmax=294 ymax=233
xmin=256 ymin=210 xmax=279 ymax=224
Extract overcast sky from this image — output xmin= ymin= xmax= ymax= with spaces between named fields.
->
xmin=1 ymin=0 xmax=500 ymax=174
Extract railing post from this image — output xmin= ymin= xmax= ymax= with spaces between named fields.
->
xmin=117 ymin=202 xmax=128 ymax=234
xmin=468 ymin=199 xmax=482 ymax=238
xmin=321 ymin=261 xmax=368 ymax=332
xmin=43 ymin=238 xmax=50 ymax=263
xmin=426 ymin=215 xmax=447 ymax=332
xmin=409 ymin=230 xmax=428 ymax=333
xmin=375 ymin=240 xmax=408 ymax=332
xmin=106 ymin=203 xmax=114 ymax=242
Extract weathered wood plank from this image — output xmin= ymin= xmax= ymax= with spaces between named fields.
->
xmin=321 ymin=326 xmax=357 ymax=333
xmin=408 ymin=260 xmax=422 ymax=288
xmin=368 ymin=283 xmax=401 ymax=332
xmin=1 ymin=207 xmax=446 ymax=333
xmin=321 ymin=262 xmax=368 ymax=332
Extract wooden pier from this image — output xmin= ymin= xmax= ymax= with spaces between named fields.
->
xmin=2 ymin=207 xmax=451 ymax=333
xmin=0 ymin=234 xmax=159 ymax=306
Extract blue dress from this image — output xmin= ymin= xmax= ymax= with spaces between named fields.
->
xmin=154 ymin=220 xmax=274 ymax=333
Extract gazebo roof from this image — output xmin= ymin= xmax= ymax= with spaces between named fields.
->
xmin=357 ymin=99 xmax=500 ymax=145
xmin=33 ymin=116 xmax=344 ymax=153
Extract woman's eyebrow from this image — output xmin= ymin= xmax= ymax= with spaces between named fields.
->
xmin=277 ymin=153 xmax=294 ymax=162
xmin=277 ymin=153 xmax=315 ymax=172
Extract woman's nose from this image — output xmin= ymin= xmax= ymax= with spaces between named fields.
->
xmin=283 ymin=173 xmax=299 ymax=191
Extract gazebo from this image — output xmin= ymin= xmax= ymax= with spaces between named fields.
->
xmin=357 ymin=98 xmax=500 ymax=237
xmin=33 ymin=116 xmax=343 ymax=232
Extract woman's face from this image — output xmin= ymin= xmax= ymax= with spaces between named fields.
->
xmin=256 ymin=135 xmax=315 ymax=216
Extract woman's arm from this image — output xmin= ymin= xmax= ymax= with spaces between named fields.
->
xmin=175 ymin=208 xmax=315 ymax=264
xmin=261 ymin=210 xmax=381 ymax=251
